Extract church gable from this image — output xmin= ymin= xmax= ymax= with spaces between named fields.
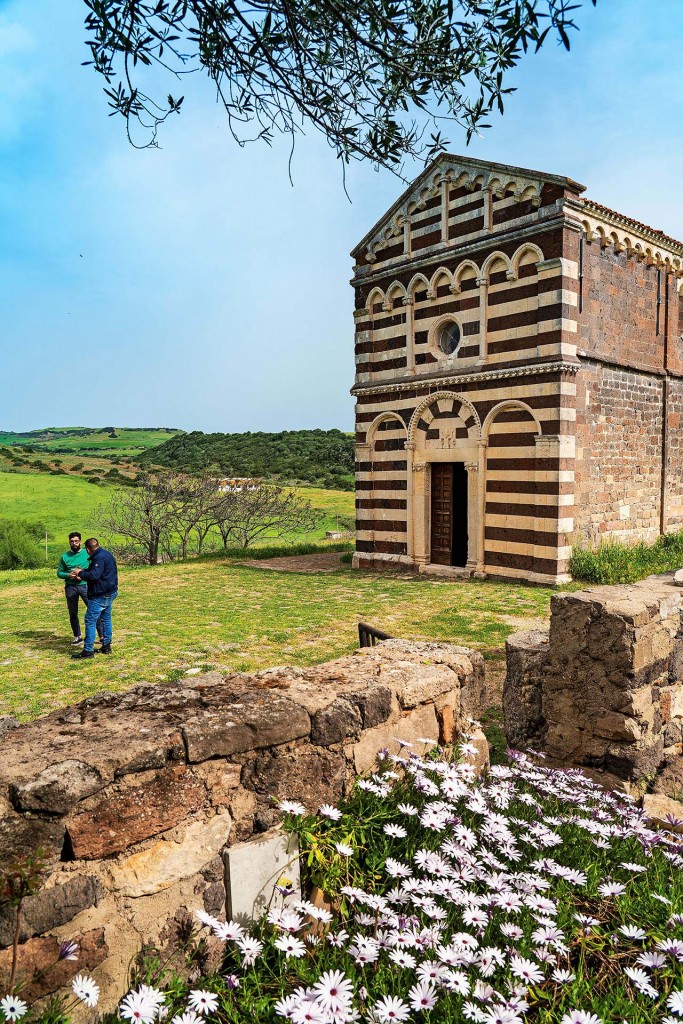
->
xmin=352 ymin=155 xmax=585 ymax=270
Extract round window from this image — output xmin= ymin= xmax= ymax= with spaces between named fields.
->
xmin=438 ymin=320 xmax=461 ymax=356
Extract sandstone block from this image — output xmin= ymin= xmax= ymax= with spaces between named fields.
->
xmin=183 ymin=693 xmax=310 ymax=762
xmin=311 ymin=698 xmax=362 ymax=746
xmin=107 ymin=812 xmax=231 ymax=898
xmin=11 ymin=760 xmax=104 ymax=815
xmin=66 ymin=766 xmax=206 ymax=859
xmin=0 ymin=875 xmax=103 ymax=948
xmin=0 ymin=927 xmax=107 ymax=1002
xmin=353 ymin=704 xmax=439 ymax=774
xmin=594 ymin=712 xmax=641 ymax=743
xmin=643 ymin=792 xmax=683 ymax=831
xmin=389 ymin=662 xmax=459 ymax=710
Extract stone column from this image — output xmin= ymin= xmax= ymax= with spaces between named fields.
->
xmin=405 ymin=442 xmax=415 ymax=561
xmin=476 ymin=276 xmax=488 ymax=361
xmin=534 ymin=433 xmax=575 ymax=583
xmin=411 ymin=462 xmax=430 ymax=565
xmin=440 ymin=176 xmax=450 ymax=243
xmin=464 ymin=460 xmax=479 ymax=573
xmin=403 ymin=295 xmax=415 ymax=375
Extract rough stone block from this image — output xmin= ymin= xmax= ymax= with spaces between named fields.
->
xmin=311 ymin=698 xmax=362 ymax=746
xmin=183 ymin=693 xmax=311 ymax=762
xmin=502 ymin=630 xmax=549 ymax=750
xmin=0 ymin=875 xmax=103 ymax=948
xmin=241 ymin=745 xmax=346 ymax=811
xmin=11 ymin=760 xmax=104 ymax=815
xmin=347 ymin=687 xmax=393 ymax=728
xmin=107 ymin=812 xmax=231 ymax=898
xmin=593 ymin=712 xmax=641 ymax=743
xmin=66 ymin=766 xmax=206 ymax=859
xmin=224 ymin=831 xmax=300 ymax=923
xmin=0 ymin=814 xmax=65 ymax=867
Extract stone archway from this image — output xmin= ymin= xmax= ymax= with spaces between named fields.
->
xmin=407 ymin=393 xmax=485 ymax=574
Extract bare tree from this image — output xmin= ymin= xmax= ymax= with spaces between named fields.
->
xmin=214 ymin=483 xmax=322 ymax=548
xmin=97 ymin=474 xmax=178 ymax=565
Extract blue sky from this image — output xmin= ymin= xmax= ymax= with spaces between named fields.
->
xmin=1 ymin=0 xmax=682 ymax=434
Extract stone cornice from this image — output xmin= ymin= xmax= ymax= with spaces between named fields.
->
xmin=351 ymin=360 xmax=580 ymax=397
xmin=564 ymin=197 xmax=683 ymax=273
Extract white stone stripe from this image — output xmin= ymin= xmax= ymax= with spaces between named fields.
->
xmin=486 ymin=513 xmax=574 ymax=532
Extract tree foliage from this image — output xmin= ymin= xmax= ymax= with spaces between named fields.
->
xmin=83 ymin=0 xmax=596 ymax=169
xmin=98 ymin=472 xmax=323 ymax=562
xmin=139 ymin=429 xmax=355 ymax=489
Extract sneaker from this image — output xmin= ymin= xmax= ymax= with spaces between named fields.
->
xmin=72 ymin=650 xmax=94 ymax=660
xmin=99 ymin=644 xmax=112 ymax=655
xmin=71 ymin=636 xmax=83 ymax=646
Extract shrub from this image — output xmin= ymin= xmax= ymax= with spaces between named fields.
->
xmin=571 ymin=530 xmax=683 ymax=584
xmin=0 ymin=523 xmax=44 ymax=569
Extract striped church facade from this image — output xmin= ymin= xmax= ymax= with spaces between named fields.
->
xmin=351 ymin=156 xmax=683 ymax=584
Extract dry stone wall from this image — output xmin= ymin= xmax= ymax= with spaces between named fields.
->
xmin=0 ymin=640 xmax=485 ymax=1011
xmin=504 ymin=574 xmax=683 ymax=798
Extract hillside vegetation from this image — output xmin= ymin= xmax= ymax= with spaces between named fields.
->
xmin=0 ymin=426 xmax=180 ymax=456
xmin=140 ymin=428 xmax=355 ymax=489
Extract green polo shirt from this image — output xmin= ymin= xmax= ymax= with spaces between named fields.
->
xmin=57 ymin=548 xmax=90 ymax=583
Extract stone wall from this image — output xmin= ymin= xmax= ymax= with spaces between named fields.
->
xmin=0 ymin=640 xmax=485 ymax=1011
xmin=504 ymin=574 xmax=683 ymax=799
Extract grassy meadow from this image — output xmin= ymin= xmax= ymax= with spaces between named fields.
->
xmin=0 ymin=471 xmax=355 ymax=560
xmin=0 ymin=426 xmax=180 ymax=456
xmin=0 ymin=556 xmax=552 ymax=721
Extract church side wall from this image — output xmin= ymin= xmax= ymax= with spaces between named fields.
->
xmin=572 ymin=362 xmax=664 ymax=545
xmin=572 ymin=235 xmax=683 ymax=545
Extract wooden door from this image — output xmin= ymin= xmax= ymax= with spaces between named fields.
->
xmin=430 ymin=463 xmax=453 ymax=565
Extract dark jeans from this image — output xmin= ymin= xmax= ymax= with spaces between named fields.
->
xmin=65 ymin=584 xmax=103 ymax=639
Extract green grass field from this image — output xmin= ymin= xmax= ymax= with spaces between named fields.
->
xmin=0 ymin=557 xmax=552 ymax=720
xmin=0 ymin=426 xmax=180 ymax=456
xmin=0 ymin=472 xmax=355 ymax=560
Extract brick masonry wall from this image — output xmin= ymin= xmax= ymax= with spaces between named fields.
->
xmin=0 ymin=641 xmax=486 ymax=1012
xmin=579 ymin=242 xmax=664 ymax=371
xmin=573 ymin=361 xmax=664 ymax=544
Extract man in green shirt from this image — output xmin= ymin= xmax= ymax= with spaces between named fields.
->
xmin=57 ymin=532 xmax=103 ymax=645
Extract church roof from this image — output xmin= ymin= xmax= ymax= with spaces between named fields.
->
xmin=351 ymin=154 xmax=585 ymax=260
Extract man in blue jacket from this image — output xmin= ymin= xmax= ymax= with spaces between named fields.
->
xmin=68 ymin=538 xmax=118 ymax=660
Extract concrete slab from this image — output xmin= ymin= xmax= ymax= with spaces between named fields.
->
xmin=224 ymin=830 xmax=300 ymax=923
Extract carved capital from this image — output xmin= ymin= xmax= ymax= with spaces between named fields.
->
xmin=412 ymin=463 xmax=427 ymax=472
xmin=464 ymin=462 xmax=478 ymax=472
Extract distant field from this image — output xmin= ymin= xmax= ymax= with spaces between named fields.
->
xmin=0 ymin=426 xmax=180 ymax=456
xmin=0 ymin=472 xmax=355 ymax=561
xmin=0 ymin=557 xmax=552 ymax=720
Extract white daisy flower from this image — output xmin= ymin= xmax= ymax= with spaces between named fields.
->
xmin=623 ymin=967 xmax=657 ymax=998
xmin=188 ymin=991 xmax=219 ymax=1016
xmin=0 ymin=997 xmax=28 ymax=1022
xmin=274 ymin=935 xmax=307 ymax=958
xmin=72 ymin=974 xmax=100 ymax=1008
xmin=373 ymin=996 xmax=411 ymax=1022
xmin=319 ymin=804 xmax=342 ymax=820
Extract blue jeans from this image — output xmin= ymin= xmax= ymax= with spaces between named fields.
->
xmin=84 ymin=591 xmax=117 ymax=651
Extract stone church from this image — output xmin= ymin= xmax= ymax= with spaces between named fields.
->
xmin=351 ymin=155 xmax=683 ymax=584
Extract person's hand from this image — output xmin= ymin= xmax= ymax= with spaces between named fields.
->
xmin=69 ymin=569 xmax=81 ymax=579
